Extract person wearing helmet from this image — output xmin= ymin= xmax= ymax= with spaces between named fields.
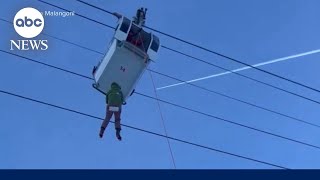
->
xmin=99 ymin=82 xmax=125 ymax=140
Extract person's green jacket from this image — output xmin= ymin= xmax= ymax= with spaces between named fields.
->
xmin=106 ymin=82 xmax=124 ymax=106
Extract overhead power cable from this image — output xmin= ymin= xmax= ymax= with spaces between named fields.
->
xmin=76 ymin=0 xmax=114 ymax=15
xmin=147 ymin=69 xmax=320 ymax=129
xmin=35 ymin=1 xmax=320 ymax=105
xmin=74 ymin=0 xmax=320 ymax=94
xmin=1 ymin=17 xmax=318 ymax=128
xmin=38 ymin=0 xmax=115 ymax=30
xmin=1 ymin=50 xmax=320 ymax=152
xmin=0 ymin=89 xmax=288 ymax=169
xmin=160 ymin=46 xmax=320 ymax=105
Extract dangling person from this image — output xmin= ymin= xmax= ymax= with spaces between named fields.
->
xmin=99 ymin=82 xmax=125 ymax=141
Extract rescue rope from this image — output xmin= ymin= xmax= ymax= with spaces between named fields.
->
xmin=138 ymin=33 xmax=177 ymax=169
xmin=149 ymin=71 xmax=177 ymax=169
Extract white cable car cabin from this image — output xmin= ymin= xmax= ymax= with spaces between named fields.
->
xmin=92 ymin=15 xmax=160 ymax=101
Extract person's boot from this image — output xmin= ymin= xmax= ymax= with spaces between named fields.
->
xmin=116 ymin=128 xmax=122 ymax=141
xmin=99 ymin=127 xmax=105 ymax=138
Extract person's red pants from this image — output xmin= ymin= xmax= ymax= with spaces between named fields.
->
xmin=101 ymin=105 xmax=121 ymax=130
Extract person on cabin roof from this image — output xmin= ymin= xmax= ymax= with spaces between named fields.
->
xmin=99 ymin=82 xmax=125 ymax=141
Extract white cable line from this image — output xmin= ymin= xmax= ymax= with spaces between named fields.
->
xmin=157 ymin=49 xmax=320 ymax=90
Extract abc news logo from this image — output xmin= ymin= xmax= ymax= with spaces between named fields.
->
xmin=10 ymin=7 xmax=48 ymax=51
xmin=16 ymin=16 xmax=43 ymax=28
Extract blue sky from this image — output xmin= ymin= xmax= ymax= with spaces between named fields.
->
xmin=1 ymin=0 xmax=320 ymax=169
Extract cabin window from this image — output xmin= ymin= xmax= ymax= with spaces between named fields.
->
xmin=126 ymin=24 xmax=151 ymax=52
xmin=119 ymin=17 xmax=130 ymax=33
xmin=150 ymin=35 xmax=160 ymax=52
